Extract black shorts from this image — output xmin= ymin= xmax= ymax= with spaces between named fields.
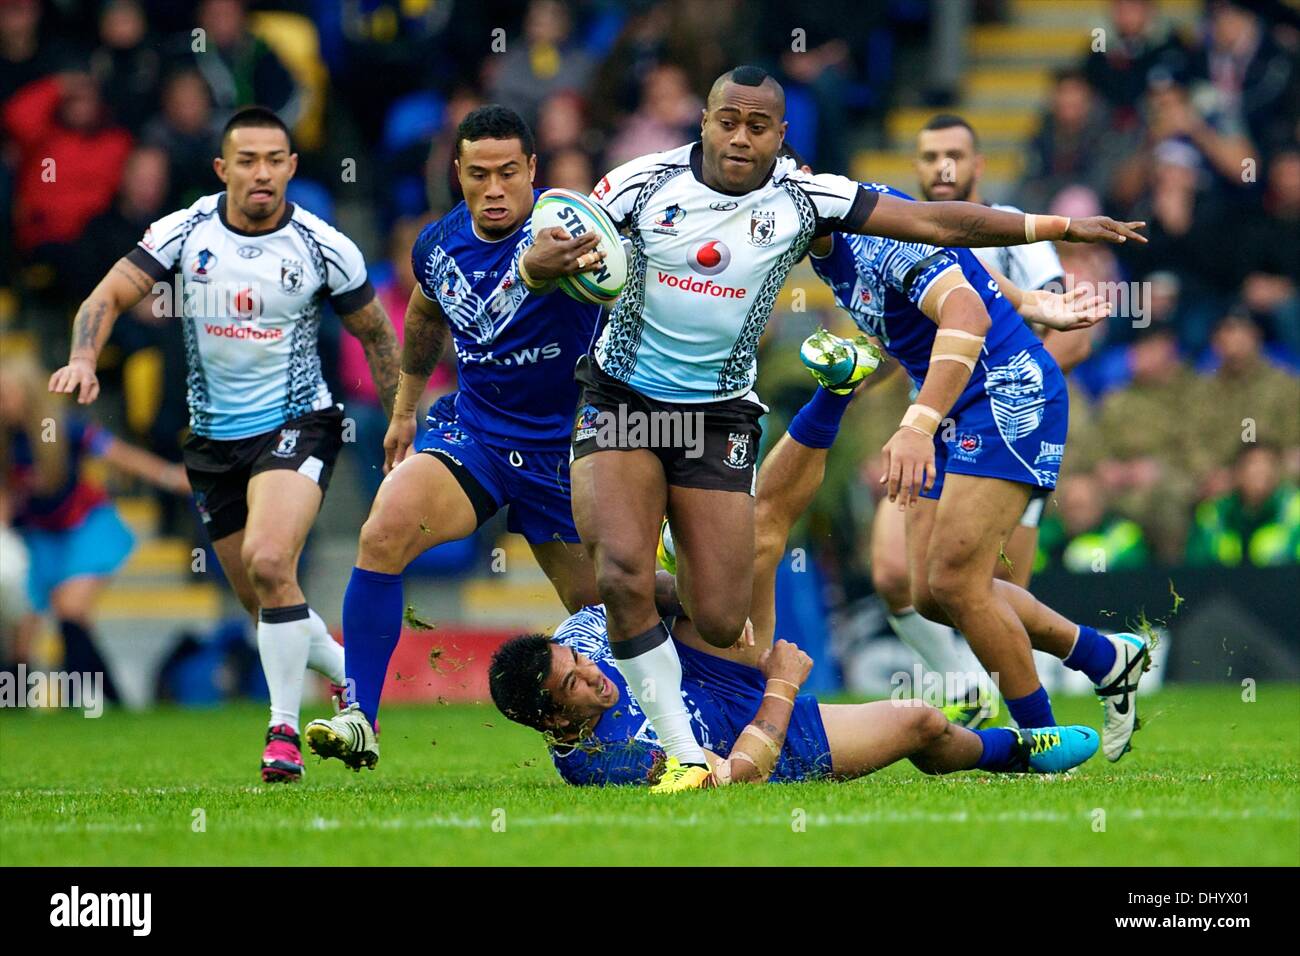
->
xmin=570 ymin=356 xmax=765 ymax=494
xmin=182 ymin=406 xmax=344 ymax=540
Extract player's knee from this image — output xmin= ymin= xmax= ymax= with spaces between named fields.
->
xmin=593 ymin=550 xmax=652 ymax=604
xmin=926 ymin=556 xmax=974 ymax=613
xmin=871 ymin=559 xmax=912 ymax=614
xmin=914 ymin=704 xmax=949 ymax=745
xmin=690 ymin=605 xmax=749 ymax=649
xmin=242 ymin=542 xmax=295 ymax=594
xmin=356 ymin=507 xmax=415 ymax=573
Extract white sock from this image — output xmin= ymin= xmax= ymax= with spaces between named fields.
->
xmin=305 ymin=608 xmax=346 ymax=685
xmin=610 ymin=622 xmax=708 ymax=766
xmin=257 ymin=604 xmax=313 ymax=732
xmin=888 ymin=608 xmax=971 ymax=702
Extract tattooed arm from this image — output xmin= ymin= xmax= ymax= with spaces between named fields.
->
xmin=49 ymin=257 xmax=156 ymax=404
xmin=383 ymin=286 xmax=451 ymax=472
xmin=338 ymin=296 xmax=401 ymax=418
xmin=705 ymin=640 xmax=813 ymax=786
xmin=852 ymin=193 xmax=1146 ymax=248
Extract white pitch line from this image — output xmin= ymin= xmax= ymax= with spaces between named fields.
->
xmin=2 ymin=806 xmax=1295 ymax=836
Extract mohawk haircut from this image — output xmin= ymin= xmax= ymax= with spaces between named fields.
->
xmin=708 ymin=65 xmax=785 ymax=118
xmin=921 ymin=113 xmax=980 ymax=151
xmin=489 ymin=634 xmax=559 ymax=731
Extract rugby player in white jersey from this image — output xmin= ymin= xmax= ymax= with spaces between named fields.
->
xmin=522 ymin=65 xmax=1144 ymax=791
xmin=49 ymin=107 xmax=401 ymax=782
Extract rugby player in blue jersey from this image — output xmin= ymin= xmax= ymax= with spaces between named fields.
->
xmin=486 ymin=386 xmax=1102 ymax=786
xmin=306 ymin=106 xmax=612 ymax=771
xmin=795 ymin=170 xmax=1151 ymax=763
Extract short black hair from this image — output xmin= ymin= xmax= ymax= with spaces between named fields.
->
xmin=489 ymin=634 xmax=559 ymax=731
xmin=221 ymin=106 xmax=291 ymax=150
xmin=454 ymin=104 xmax=535 ymax=159
xmin=921 ymin=113 xmax=980 ymax=151
xmin=708 ymin=65 xmax=785 ymax=118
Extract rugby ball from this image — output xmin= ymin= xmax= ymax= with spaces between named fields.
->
xmin=531 ymin=188 xmax=628 ymax=306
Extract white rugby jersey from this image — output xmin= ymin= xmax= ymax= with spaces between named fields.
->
xmin=973 ymin=203 xmax=1064 ymax=293
xmin=590 ymin=143 xmax=875 ymax=402
xmin=128 ymin=193 xmax=373 ymax=439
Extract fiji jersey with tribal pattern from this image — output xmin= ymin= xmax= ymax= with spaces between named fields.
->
xmin=589 ymin=142 xmax=876 ymax=402
xmin=128 ymin=193 xmax=374 ymax=440
xmin=808 ymin=183 xmax=1058 ymax=442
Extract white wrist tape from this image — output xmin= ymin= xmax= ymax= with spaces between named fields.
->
xmin=900 ymin=403 xmax=943 ymax=437
xmin=1025 ymin=214 xmax=1070 ymax=243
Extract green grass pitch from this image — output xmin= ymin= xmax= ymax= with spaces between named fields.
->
xmin=3 ymin=684 xmax=1297 ymax=866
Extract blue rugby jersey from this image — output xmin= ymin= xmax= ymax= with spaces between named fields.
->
xmin=411 ymin=192 xmax=602 ymax=448
xmin=807 ymin=183 xmax=1048 ymax=391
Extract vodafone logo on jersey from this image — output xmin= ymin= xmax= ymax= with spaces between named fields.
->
xmin=688 ymin=239 xmax=731 ymax=276
xmin=658 ymin=238 xmax=745 ymax=298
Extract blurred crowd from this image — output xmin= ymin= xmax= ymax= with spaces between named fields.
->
xmin=0 ymin=0 xmax=1296 ymax=587
xmin=1005 ymin=0 xmax=1299 ymax=571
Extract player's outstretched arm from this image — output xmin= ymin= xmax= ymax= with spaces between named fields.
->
xmin=708 ymin=640 xmax=812 ymax=786
xmin=339 ymin=297 xmax=401 ymax=418
xmin=384 ymin=287 xmax=450 ymax=473
xmin=49 ymin=256 xmax=155 ymax=404
xmin=858 ymin=193 xmax=1146 ymax=248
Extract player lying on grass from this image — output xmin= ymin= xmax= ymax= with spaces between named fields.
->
xmin=796 ymin=176 xmax=1151 ymax=762
xmin=481 ymin=388 xmax=1101 ymax=787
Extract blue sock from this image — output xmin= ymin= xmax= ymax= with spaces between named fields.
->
xmin=342 ymin=567 xmax=404 ymax=728
xmin=974 ymin=728 xmax=1020 ymax=771
xmin=786 ymin=387 xmax=853 ymax=449
xmin=1006 ymin=686 xmax=1055 ymax=729
xmin=1063 ymin=625 xmax=1117 ymax=685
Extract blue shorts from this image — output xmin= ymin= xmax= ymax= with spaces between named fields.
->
xmin=676 ymin=640 xmax=833 ymax=782
xmin=21 ymin=504 xmax=135 ymax=612
xmin=415 ymin=395 xmax=580 ymax=544
xmin=923 ymin=346 xmax=1068 ymax=501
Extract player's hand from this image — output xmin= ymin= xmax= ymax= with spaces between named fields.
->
xmin=1064 ymin=216 xmax=1147 ymax=245
xmin=48 ymin=358 xmax=100 ymax=404
xmin=881 ymin=426 xmax=936 ymax=509
xmin=523 ymin=227 xmax=605 ymax=281
xmin=383 ymin=413 xmax=418 ymax=474
xmin=161 ymin=463 xmax=190 ymax=496
xmin=1022 ymin=285 xmax=1111 ymax=331
xmin=758 ymin=639 xmax=813 ymax=688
